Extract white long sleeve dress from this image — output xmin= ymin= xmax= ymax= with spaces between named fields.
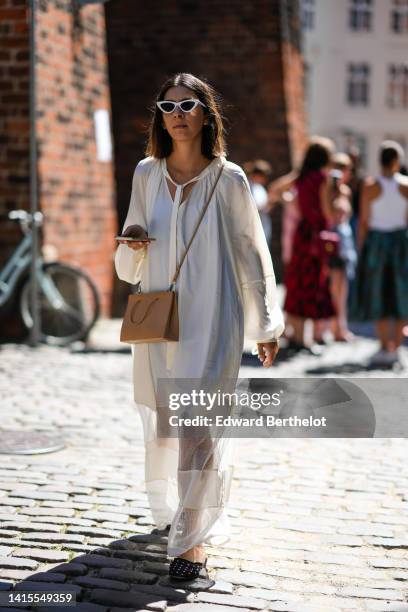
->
xmin=115 ymin=155 xmax=284 ymax=557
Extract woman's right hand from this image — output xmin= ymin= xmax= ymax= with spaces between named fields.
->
xmin=117 ymin=225 xmax=151 ymax=251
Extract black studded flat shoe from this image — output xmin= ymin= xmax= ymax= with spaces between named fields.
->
xmin=151 ymin=524 xmax=171 ymax=535
xmin=168 ymin=556 xmax=209 ymax=581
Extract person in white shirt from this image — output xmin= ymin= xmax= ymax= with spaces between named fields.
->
xmin=351 ymin=141 xmax=408 ymax=366
xmin=115 ymin=73 xmax=284 ymax=584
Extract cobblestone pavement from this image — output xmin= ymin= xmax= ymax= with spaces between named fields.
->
xmin=0 ymin=337 xmax=407 ymax=612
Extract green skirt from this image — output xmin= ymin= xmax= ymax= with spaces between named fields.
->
xmin=350 ymin=228 xmax=408 ymax=321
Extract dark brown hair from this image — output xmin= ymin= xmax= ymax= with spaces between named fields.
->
xmin=146 ymin=73 xmax=226 ymax=159
xmin=379 ymin=140 xmax=404 ymax=168
xmin=298 ymin=136 xmax=335 ymax=181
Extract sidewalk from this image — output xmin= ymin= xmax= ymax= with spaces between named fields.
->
xmin=87 ymin=318 xmax=408 ymax=378
xmin=0 ymin=336 xmax=407 ymax=611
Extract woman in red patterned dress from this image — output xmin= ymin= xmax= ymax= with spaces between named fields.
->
xmin=269 ymin=137 xmax=337 ymax=347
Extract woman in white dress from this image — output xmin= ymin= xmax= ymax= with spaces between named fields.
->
xmin=115 ymin=73 xmax=284 ymax=583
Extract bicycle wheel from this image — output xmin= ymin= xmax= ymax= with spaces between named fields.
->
xmin=20 ymin=262 xmax=100 ymax=346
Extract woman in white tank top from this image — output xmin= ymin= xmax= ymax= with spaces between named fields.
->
xmin=350 ymin=141 xmax=408 ymax=366
xmin=369 ymin=174 xmax=407 ymax=231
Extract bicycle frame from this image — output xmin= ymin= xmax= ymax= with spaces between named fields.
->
xmin=0 ymin=237 xmax=81 ymax=318
xmin=0 ymin=234 xmax=40 ymax=308
xmin=1 ymin=210 xmax=100 ymax=343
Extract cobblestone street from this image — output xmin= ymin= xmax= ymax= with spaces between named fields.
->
xmin=0 ymin=334 xmax=407 ymax=612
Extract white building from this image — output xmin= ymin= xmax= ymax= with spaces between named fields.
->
xmin=301 ymin=0 xmax=408 ymax=174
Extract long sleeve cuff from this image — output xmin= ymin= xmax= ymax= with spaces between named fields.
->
xmin=242 ymin=281 xmax=285 ymax=343
xmin=114 ymin=244 xmax=146 ymax=285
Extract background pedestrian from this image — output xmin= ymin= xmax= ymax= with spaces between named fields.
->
xmin=244 ymin=159 xmax=273 ymax=249
xmin=351 ymin=140 xmax=408 ymax=366
xmin=268 ymin=137 xmax=337 ymax=349
xmin=328 ymin=153 xmax=357 ymax=342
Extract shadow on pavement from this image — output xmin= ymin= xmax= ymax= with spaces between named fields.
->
xmin=306 ymin=361 xmax=405 ymax=375
xmin=70 ymin=346 xmax=131 ymax=355
xmin=0 ymin=528 xmax=202 ymax=611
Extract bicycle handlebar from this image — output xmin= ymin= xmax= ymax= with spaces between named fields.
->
xmin=8 ymin=210 xmax=28 ymax=220
xmin=7 ymin=210 xmax=43 ymax=232
xmin=8 ymin=210 xmax=43 ymax=222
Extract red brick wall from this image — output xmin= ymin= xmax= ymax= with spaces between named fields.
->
xmin=36 ymin=0 xmax=117 ymax=316
xmin=105 ymin=0 xmax=306 ymax=295
xmin=1 ymin=0 xmax=306 ymax=332
xmin=271 ymin=0 xmax=308 ymax=279
xmin=0 ymin=0 xmax=30 ymax=258
xmin=281 ymin=1 xmax=308 ymax=166
xmin=0 ymin=0 xmax=117 ymax=339
xmin=282 ymin=41 xmax=308 ymax=165
xmin=0 ymin=0 xmax=117 ymax=340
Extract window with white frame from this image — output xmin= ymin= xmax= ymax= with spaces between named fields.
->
xmin=349 ymin=0 xmax=373 ymax=31
xmin=387 ymin=64 xmax=408 ymax=108
xmin=301 ymin=0 xmax=315 ymax=30
xmin=391 ymin=0 xmax=408 ymax=33
xmin=347 ymin=63 xmax=370 ymax=105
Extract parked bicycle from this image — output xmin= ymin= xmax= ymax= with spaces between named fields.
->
xmin=0 ymin=210 xmax=100 ymax=346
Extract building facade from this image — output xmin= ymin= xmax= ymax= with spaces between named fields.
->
xmin=302 ymin=0 xmax=408 ymax=173
xmin=1 ymin=0 xmax=307 ymax=337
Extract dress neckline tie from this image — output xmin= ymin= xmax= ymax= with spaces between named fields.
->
xmin=161 ymin=158 xmax=221 ymax=206
xmin=162 ymin=165 xmax=204 ymax=208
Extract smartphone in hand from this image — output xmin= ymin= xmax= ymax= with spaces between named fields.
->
xmin=115 ymin=236 xmax=156 ymax=242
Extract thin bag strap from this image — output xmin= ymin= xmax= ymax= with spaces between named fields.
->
xmin=169 ymin=162 xmax=224 ymax=288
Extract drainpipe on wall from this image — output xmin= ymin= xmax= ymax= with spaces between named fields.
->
xmin=29 ymin=0 xmax=40 ymax=347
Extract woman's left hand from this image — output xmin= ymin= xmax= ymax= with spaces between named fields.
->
xmin=257 ymin=341 xmax=279 ymax=367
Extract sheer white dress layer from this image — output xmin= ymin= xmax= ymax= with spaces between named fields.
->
xmin=115 ymin=155 xmax=284 ymax=557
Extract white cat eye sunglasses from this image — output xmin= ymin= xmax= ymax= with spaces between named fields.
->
xmin=156 ymin=99 xmax=206 ymax=114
